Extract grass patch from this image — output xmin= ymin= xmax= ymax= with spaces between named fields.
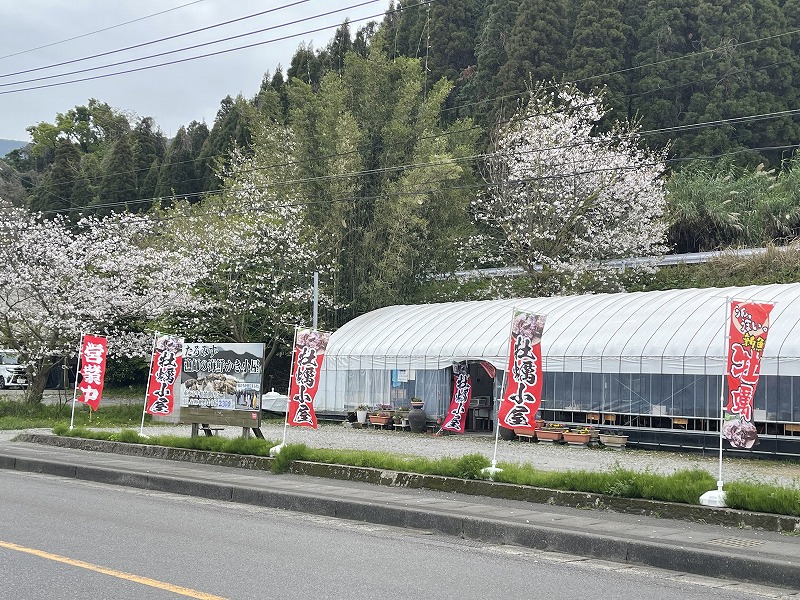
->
xmin=725 ymin=481 xmax=800 ymax=517
xmin=493 ymin=463 xmax=718 ymax=505
xmin=26 ymin=425 xmax=800 ymax=518
xmin=0 ymin=397 xmax=157 ymax=431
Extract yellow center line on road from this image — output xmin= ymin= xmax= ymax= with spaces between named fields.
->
xmin=0 ymin=540 xmax=228 ymax=600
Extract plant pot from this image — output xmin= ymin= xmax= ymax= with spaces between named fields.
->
xmin=513 ymin=427 xmax=537 ymax=442
xmin=535 ymin=428 xmax=563 ymax=443
xmin=563 ymin=432 xmax=591 ymax=446
xmin=369 ymin=415 xmax=390 ymax=426
xmin=499 ymin=426 xmax=516 ymax=441
xmin=408 ymin=406 xmax=427 ymax=433
xmin=356 ymin=410 xmax=368 ymax=424
xmin=599 ymin=434 xmax=628 ymax=449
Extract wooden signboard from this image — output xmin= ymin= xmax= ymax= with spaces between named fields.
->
xmin=179 ymin=343 xmax=264 ymax=438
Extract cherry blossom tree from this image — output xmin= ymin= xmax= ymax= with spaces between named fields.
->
xmin=0 ymin=200 xmax=205 ymax=402
xmin=475 ymin=83 xmax=669 ymax=295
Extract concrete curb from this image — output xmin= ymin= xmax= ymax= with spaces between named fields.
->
xmin=14 ymin=433 xmax=800 ymax=534
xmin=3 ymin=447 xmax=800 ymax=590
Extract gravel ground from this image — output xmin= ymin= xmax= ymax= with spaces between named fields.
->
xmin=3 ymin=421 xmax=800 ymax=489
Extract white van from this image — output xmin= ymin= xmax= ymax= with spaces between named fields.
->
xmin=0 ymin=350 xmax=27 ymax=389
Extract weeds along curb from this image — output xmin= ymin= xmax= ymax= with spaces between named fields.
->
xmin=13 ymin=433 xmax=800 ymax=534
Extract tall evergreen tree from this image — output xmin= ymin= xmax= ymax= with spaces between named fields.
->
xmin=27 ymin=139 xmax=81 ymax=215
xmin=496 ymin=0 xmax=570 ymax=115
xmin=155 ymin=125 xmax=204 ymax=203
xmin=458 ymin=0 xmax=520 ymax=126
xmin=198 ymin=96 xmax=253 ymax=192
xmin=131 ymin=117 xmax=166 ymax=208
xmin=567 ymin=0 xmax=634 ymax=119
xmin=95 ymin=134 xmax=137 ymax=215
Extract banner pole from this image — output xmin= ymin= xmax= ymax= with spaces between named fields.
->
xmin=140 ymin=331 xmax=159 ymax=436
xmin=69 ymin=333 xmax=84 ymax=430
xmin=483 ymin=308 xmax=516 ymax=480
xmin=489 ymin=369 xmax=508 ymax=470
xmin=271 ymin=326 xmax=299 ymax=456
xmin=716 ymin=297 xmax=730 ymax=493
xmin=313 ymin=271 xmax=319 ymax=331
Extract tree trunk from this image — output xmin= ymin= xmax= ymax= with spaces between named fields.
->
xmin=23 ymin=357 xmax=54 ymax=404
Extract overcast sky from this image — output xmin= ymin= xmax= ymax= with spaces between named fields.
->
xmin=0 ymin=0 xmax=388 ymax=141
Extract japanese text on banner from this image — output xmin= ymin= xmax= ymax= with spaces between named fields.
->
xmin=146 ymin=336 xmax=184 ymax=416
xmin=499 ymin=312 xmax=546 ymax=429
xmin=442 ymin=362 xmax=472 ymax=433
xmin=77 ymin=335 xmax=107 ymax=411
xmin=723 ymin=301 xmax=773 ymax=449
xmin=288 ymin=329 xmax=331 ymax=428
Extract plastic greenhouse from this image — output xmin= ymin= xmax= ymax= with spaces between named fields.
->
xmin=317 ymin=283 xmax=800 ymax=451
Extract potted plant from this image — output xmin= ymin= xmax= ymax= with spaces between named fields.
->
xmin=369 ymin=412 xmax=391 ymax=427
xmin=393 ymin=409 xmax=408 ymax=429
xmin=563 ymin=427 xmax=592 ymax=447
xmin=513 ymin=426 xmax=537 ymax=442
xmin=410 ymin=397 xmax=424 ymax=409
xmin=356 ymin=404 xmax=369 ymax=424
xmin=535 ymin=422 xmax=564 ymax=442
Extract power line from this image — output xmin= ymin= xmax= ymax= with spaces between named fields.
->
xmin=0 ymin=0 xmax=315 ymax=80
xmin=0 ymin=1 xmax=420 ymax=95
xmin=0 ymin=0 xmax=207 ymax=62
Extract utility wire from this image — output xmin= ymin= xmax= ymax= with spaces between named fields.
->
xmin=0 ymin=1 xmax=314 ymax=79
xmin=0 ymin=1 xmax=424 ymax=95
xmin=0 ymin=0 xmax=207 ymax=61
xmin=0 ymin=0 xmax=374 ymax=86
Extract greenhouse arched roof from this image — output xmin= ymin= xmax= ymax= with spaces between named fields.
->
xmin=324 ymin=283 xmax=800 ymax=376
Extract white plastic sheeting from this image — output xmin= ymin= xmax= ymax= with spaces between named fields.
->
xmin=316 ymin=284 xmax=800 ymax=413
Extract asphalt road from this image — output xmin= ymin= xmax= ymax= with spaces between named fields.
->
xmin=1 ymin=469 xmax=787 ymax=600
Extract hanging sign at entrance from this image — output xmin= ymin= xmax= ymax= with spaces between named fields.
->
xmin=723 ymin=301 xmax=773 ymax=449
xmin=499 ymin=311 xmax=546 ymax=429
xmin=442 ymin=362 xmax=472 ymax=433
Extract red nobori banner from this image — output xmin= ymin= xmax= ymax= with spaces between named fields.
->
xmin=145 ymin=335 xmax=184 ymax=416
xmin=723 ymin=301 xmax=774 ymax=449
xmin=287 ymin=329 xmax=331 ymax=428
xmin=499 ymin=311 xmax=546 ymax=429
xmin=441 ymin=362 xmax=472 ymax=433
xmin=77 ymin=334 xmax=108 ymax=411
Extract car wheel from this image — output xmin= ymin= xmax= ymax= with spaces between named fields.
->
xmin=0 ymin=378 xmax=5 ymax=390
